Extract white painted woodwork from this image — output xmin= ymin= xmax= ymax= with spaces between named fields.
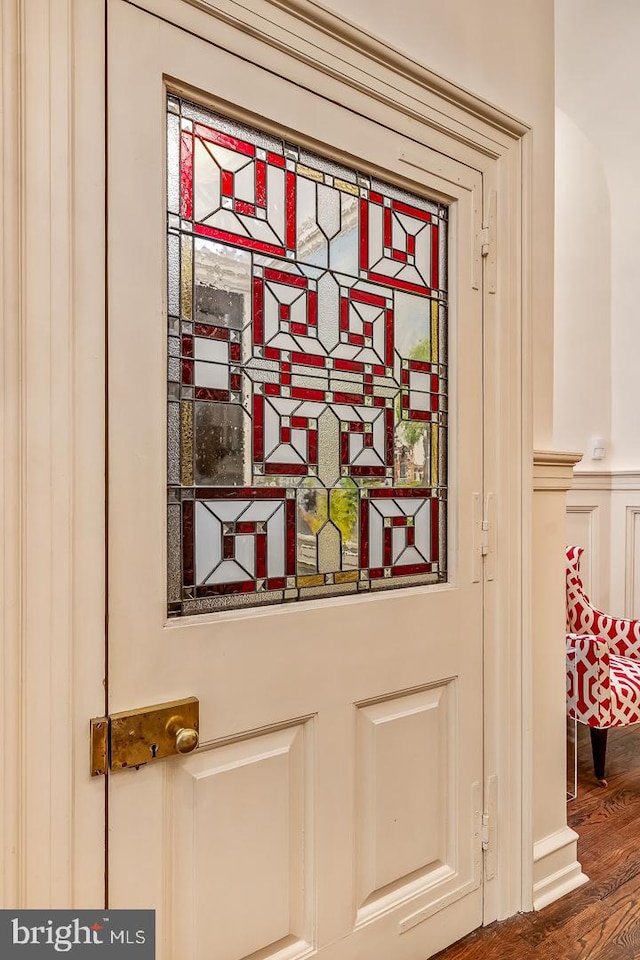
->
xmin=565 ymin=505 xmax=597 ymax=600
xmin=0 ymin=0 xmax=534 ymax=936
xmin=356 ymin=685 xmax=456 ymax=918
xmin=171 ymin=722 xmax=313 ymax=960
xmin=532 ymin=453 xmax=587 ymax=909
xmin=107 ymin=2 xmax=487 ymax=957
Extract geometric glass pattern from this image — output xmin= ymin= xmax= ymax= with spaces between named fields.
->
xmin=167 ymin=96 xmax=448 ymax=615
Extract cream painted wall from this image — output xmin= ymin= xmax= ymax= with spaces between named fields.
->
xmin=321 ymin=0 xmax=556 ymax=447
xmin=554 ymin=108 xmax=611 ymax=463
xmin=556 ymin=0 xmax=640 ymax=468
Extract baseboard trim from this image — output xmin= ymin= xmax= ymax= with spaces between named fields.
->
xmin=532 ymin=826 xmax=588 ymax=911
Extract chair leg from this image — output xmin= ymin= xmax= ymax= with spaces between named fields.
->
xmin=590 ymin=727 xmax=609 ymax=786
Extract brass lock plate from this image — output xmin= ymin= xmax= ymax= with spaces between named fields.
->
xmin=90 ymin=697 xmax=199 ymax=776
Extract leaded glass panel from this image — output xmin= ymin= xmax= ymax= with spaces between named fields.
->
xmin=167 ymin=95 xmax=448 ymax=615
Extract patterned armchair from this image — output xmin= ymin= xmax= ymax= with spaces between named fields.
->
xmin=566 ymin=545 xmax=640 ymax=785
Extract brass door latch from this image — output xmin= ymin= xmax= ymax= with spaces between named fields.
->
xmin=90 ymin=697 xmax=199 ymax=777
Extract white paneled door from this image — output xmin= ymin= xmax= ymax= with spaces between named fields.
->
xmin=107 ymin=2 xmax=486 ymax=958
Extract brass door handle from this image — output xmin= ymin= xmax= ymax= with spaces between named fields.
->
xmin=166 ymin=714 xmax=199 ymax=755
xmin=90 ymin=697 xmax=200 ymax=775
xmin=173 ymin=726 xmax=199 ymax=754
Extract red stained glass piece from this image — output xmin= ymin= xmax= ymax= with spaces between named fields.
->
xmin=391 ymin=562 xmax=432 ymax=577
xmin=266 ymin=268 xmax=307 ymax=287
xmin=360 ymin=498 xmax=369 ymax=568
xmin=333 ymin=358 xmax=360 ymax=373
xmin=195 ymin=223 xmax=285 ymax=258
xmin=367 ymin=271 xmax=431 ymax=297
xmin=221 ymin=170 xmax=234 ymax=197
xmin=253 ymin=276 xmax=264 ymax=345
xmin=195 ymin=487 xmax=287 ymax=500
xmin=256 ymin=534 xmax=267 ymax=578
xmin=285 ymin=172 xmax=296 ymax=250
xmin=393 ymin=199 xmax=431 ymax=223
xmin=408 ymin=358 xmax=432 ymax=373
xmin=333 ymin=392 xmax=364 ymax=405
xmin=359 ymin=199 xmax=369 ymax=270
xmin=350 ymin=288 xmax=386 ymax=308
xmin=265 ymin=463 xmax=306 ymax=475
xmin=286 ymin=499 xmax=296 ymax=574
xmin=431 ymin=498 xmax=439 ymax=562
xmin=308 ymin=430 xmax=318 ymax=463
xmin=194 ymin=123 xmax=255 ymax=158
xmin=267 ymin=577 xmax=286 ymax=590
xmin=182 ymin=359 xmax=194 ymax=385
xmin=236 ymin=522 xmax=256 ymax=534
xmin=195 ymin=323 xmax=230 ymax=340
xmin=197 ymin=580 xmax=256 ymax=597
xmin=182 ymin=500 xmax=194 ymax=586
xmin=351 ymin=466 xmax=386 ymax=477
xmin=180 ymin=131 xmax=193 ymax=220
xmin=431 ymin=223 xmax=439 ymax=289
xmin=383 ymin=527 xmax=392 ymax=566
xmin=194 ymin=387 xmax=230 ymax=402
xmin=369 ymin=487 xmax=434 ymax=499
xmin=384 ymin=207 xmax=392 ymax=247
xmin=291 ymin=387 xmax=325 ymax=402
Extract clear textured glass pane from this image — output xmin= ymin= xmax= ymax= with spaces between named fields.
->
xmin=167 ymin=96 xmax=448 ymax=615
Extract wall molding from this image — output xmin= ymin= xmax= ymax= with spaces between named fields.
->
xmin=533 ymin=450 xmax=583 ymax=491
xmin=572 ymin=470 xmax=640 ymax=491
xmin=625 ymin=507 xmax=640 ymax=618
xmin=566 ymin=504 xmax=598 ymax=600
xmin=532 ymin=826 xmax=588 ymax=911
xmin=147 ymin=0 xmax=528 ymax=164
xmin=252 ymin=0 xmax=530 ymax=137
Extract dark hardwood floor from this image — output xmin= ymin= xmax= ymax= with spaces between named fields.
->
xmin=434 ymin=722 xmax=640 ymax=959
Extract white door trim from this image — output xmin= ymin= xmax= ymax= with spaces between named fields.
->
xmin=0 ymin=0 xmax=532 ymax=922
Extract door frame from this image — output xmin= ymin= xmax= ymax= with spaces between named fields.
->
xmin=0 ymin=0 xmax=533 ymax=921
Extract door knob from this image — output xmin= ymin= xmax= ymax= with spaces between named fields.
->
xmin=174 ymin=726 xmax=199 ymax=754
xmin=166 ymin=715 xmax=199 ymax=754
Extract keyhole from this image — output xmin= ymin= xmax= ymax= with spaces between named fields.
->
xmin=150 ymin=743 xmax=158 ymax=759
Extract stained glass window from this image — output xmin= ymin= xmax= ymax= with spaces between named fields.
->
xmin=167 ymin=96 xmax=448 ymax=615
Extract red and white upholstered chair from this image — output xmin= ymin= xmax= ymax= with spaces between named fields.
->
xmin=566 ymin=545 xmax=640 ymax=785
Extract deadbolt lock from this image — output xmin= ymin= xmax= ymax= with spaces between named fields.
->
xmin=90 ymin=697 xmax=199 ymax=777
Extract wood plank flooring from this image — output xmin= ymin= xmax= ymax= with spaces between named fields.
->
xmin=434 ymin=722 xmax=640 ymax=959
